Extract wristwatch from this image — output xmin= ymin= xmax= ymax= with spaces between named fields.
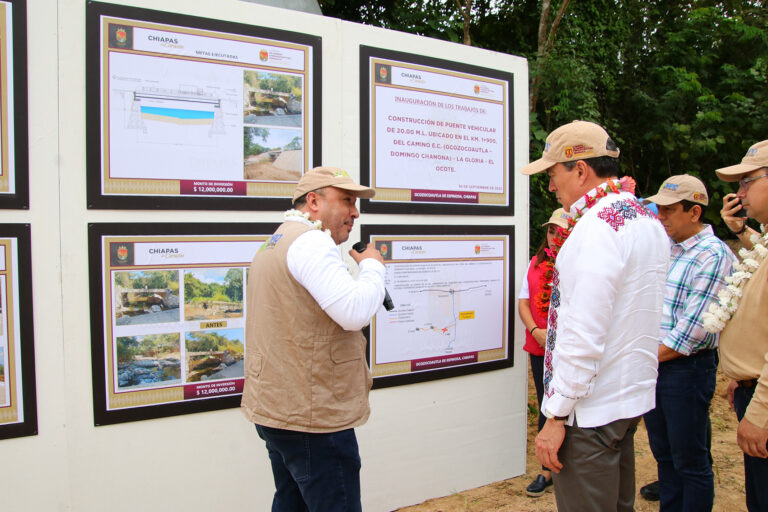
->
xmin=544 ymin=410 xmax=569 ymax=421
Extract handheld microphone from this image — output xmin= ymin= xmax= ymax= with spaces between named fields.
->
xmin=352 ymin=241 xmax=395 ymax=311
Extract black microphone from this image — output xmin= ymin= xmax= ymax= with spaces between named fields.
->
xmin=352 ymin=241 xmax=395 ymax=311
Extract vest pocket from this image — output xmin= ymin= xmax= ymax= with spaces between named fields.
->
xmin=245 ymin=352 xmax=263 ymax=380
xmin=330 ymin=341 xmax=363 ymax=400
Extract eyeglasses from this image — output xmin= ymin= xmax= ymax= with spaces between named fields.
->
xmin=738 ymin=174 xmax=768 ymax=191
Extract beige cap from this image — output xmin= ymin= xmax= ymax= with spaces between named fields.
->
xmin=521 ymin=120 xmax=620 ymax=175
xmin=715 ymin=140 xmax=768 ymax=182
xmin=643 ymin=175 xmax=709 ymax=206
xmin=292 ymin=166 xmax=375 ymax=201
xmin=541 ymin=208 xmax=572 ymax=229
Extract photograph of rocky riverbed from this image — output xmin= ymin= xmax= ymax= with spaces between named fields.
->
xmin=116 ymin=333 xmax=181 ymax=390
xmin=185 ymin=328 xmax=244 ymax=383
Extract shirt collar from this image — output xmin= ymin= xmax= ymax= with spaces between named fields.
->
xmin=569 ymin=179 xmax=623 ymax=216
xmin=673 ymin=224 xmax=714 ymax=251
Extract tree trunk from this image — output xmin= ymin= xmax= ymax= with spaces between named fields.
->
xmin=529 ymin=0 xmax=570 ymax=112
xmin=454 ymin=0 xmax=472 ymax=45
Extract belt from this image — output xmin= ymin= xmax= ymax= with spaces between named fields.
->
xmin=738 ymin=379 xmax=758 ymax=388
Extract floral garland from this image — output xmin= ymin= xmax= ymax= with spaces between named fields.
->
xmin=284 ymin=209 xmax=324 ymax=231
xmin=533 ymin=176 xmax=637 ymax=316
xmin=702 ymin=229 xmax=768 ymax=333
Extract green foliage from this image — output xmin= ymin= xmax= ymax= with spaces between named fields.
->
xmin=185 ymin=331 xmax=244 ymax=355
xmin=116 ymin=333 xmax=180 ymax=363
xmin=184 ymin=269 xmax=244 ymax=303
xmin=284 ymin=136 xmax=302 ymax=151
xmin=321 ymin=0 xmax=768 ymax=246
xmin=224 ymin=268 xmax=243 ymax=302
xmin=244 ymin=127 xmax=270 ymax=156
xmin=116 ymin=270 xmax=178 ymax=291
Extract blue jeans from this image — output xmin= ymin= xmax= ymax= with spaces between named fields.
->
xmin=256 ymin=425 xmax=362 ymax=512
xmin=644 ymin=349 xmax=717 ymax=512
xmin=733 ymin=384 xmax=768 ymax=512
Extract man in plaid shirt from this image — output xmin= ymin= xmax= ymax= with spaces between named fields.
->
xmin=642 ymin=175 xmax=735 ymax=511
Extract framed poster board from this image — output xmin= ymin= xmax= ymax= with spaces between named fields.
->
xmin=361 ymin=224 xmax=513 ymax=388
xmin=88 ymin=222 xmax=277 ymax=425
xmin=0 ymin=224 xmax=37 ymax=439
xmin=0 ymin=0 xmax=28 ymax=209
xmin=86 ymin=1 xmax=321 ymax=210
xmin=360 ymin=46 xmax=513 ymax=215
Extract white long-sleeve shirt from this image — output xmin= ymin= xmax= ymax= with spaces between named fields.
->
xmin=286 ymin=219 xmax=385 ymax=331
xmin=541 ymin=188 xmax=668 ymax=428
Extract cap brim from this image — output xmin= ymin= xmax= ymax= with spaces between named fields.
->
xmin=715 ymin=163 xmax=762 ymax=182
xmin=521 ymin=156 xmax=557 ymax=175
xmin=541 ymin=220 xmax=569 ymax=229
xmin=333 ymin=183 xmax=376 ymax=199
xmin=642 ymin=193 xmax=681 ymax=206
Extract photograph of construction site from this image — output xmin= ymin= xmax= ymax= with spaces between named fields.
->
xmin=113 ymin=270 xmax=180 ymax=326
xmin=243 ymin=70 xmax=304 ymax=182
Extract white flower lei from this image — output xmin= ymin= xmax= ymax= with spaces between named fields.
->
xmin=284 ymin=209 xmax=333 ymax=237
xmin=702 ymin=230 xmax=768 ymax=333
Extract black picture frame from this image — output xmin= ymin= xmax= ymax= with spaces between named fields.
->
xmin=85 ymin=1 xmax=321 ymax=211
xmin=0 ymin=0 xmax=29 ymax=210
xmin=0 ymin=224 xmax=37 ymax=439
xmin=360 ymin=45 xmax=514 ymax=216
xmin=360 ymin=223 xmax=514 ymax=389
xmin=88 ymin=222 xmax=278 ymax=425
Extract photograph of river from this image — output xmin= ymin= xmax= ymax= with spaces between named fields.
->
xmin=115 ymin=333 xmax=181 ymax=390
xmin=114 ymin=270 xmax=180 ymax=326
xmin=184 ymin=328 xmax=244 ymax=383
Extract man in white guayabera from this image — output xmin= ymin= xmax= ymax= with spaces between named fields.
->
xmin=706 ymin=140 xmax=768 ymax=512
xmin=521 ymin=120 xmax=668 ymax=512
xmin=241 ymin=167 xmax=385 ymax=512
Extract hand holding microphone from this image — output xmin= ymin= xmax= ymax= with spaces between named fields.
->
xmin=351 ymin=241 xmax=395 ymax=311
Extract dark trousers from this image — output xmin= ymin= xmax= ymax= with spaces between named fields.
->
xmin=552 ymin=416 xmax=641 ymax=512
xmin=529 ymin=353 xmax=550 ymax=472
xmin=644 ymin=349 xmax=717 ymax=512
xmin=734 ymin=384 xmax=768 ymax=512
xmin=256 ymin=425 xmax=362 ymax=512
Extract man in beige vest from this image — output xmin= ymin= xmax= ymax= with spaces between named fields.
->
xmin=714 ymin=139 xmax=768 ymax=512
xmin=241 ymin=167 xmax=385 ymax=511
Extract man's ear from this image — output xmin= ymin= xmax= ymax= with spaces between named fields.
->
xmin=305 ymin=191 xmax=321 ymax=212
xmin=575 ymin=160 xmax=591 ymax=185
xmin=691 ymin=204 xmax=703 ymax=223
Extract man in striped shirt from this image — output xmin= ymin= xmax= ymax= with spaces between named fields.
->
xmin=642 ymin=175 xmax=735 ymax=511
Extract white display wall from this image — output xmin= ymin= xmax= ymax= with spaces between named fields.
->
xmin=0 ymin=0 xmax=531 ymax=510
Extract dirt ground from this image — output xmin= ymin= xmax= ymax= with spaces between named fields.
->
xmin=244 ymin=150 xmax=302 ymax=181
xmin=397 ymin=370 xmax=748 ymax=512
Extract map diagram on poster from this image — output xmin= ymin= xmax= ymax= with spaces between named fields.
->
xmin=379 ymin=259 xmax=503 ymax=363
xmin=364 ymin=230 xmax=512 ymax=386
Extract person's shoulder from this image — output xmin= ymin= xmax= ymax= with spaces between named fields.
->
xmin=289 ymin=229 xmax=338 ymax=259
xmin=588 ymin=195 xmax=659 ymax=234
xmin=696 ymin=232 xmax=735 ymax=260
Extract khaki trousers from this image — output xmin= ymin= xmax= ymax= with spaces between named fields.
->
xmin=551 ymin=415 xmax=641 ymax=512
